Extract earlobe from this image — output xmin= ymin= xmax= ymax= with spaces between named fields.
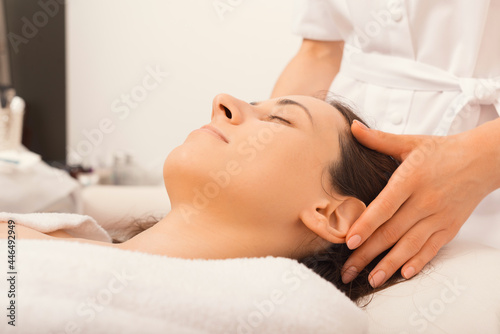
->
xmin=300 ymin=198 xmax=365 ymax=244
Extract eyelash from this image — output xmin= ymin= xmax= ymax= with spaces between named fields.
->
xmin=267 ymin=115 xmax=293 ymax=125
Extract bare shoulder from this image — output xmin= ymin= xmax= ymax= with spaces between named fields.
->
xmin=0 ymin=220 xmax=63 ymax=241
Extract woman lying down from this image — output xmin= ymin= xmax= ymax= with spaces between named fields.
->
xmin=1 ymin=93 xmax=402 ymax=303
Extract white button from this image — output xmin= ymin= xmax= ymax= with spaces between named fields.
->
xmin=391 ymin=9 xmax=403 ymax=22
xmin=390 ymin=112 xmax=403 ymax=125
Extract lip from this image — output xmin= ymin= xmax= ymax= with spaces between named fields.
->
xmin=199 ymin=125 xmax=229 ymax=143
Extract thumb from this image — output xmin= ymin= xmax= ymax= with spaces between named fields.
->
xmin=351 ymin=120 xmax=414 ymax=159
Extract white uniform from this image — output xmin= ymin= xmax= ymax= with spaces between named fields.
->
xmin=293 ymin=0 xmax=500 ymax=248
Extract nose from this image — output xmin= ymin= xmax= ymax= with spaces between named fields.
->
xmin=211 ymin=93 xmax=247 ymax=125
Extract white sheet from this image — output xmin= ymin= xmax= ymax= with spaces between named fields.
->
xmin=364 ymin=240 xmax=500 ymax=333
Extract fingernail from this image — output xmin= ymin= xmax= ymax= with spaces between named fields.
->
xmin=347 ymin=235 xmax=361 ymax=249
xmin=341 ymin=266 xmax=358 ymax=284
xmin=369 ymin=270 xmax=386 ymax=288
xmin=353 ymin=120 xmax=369 ymax=130
xmin=403 ymin=266 xmax=415 ymax=279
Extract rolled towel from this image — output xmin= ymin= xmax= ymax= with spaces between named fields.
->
xmin=0 ymin=212 xmax=111 ymax=242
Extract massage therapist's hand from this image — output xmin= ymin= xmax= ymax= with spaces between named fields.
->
xmin=341 ymin=119 xmax=500 ymax=288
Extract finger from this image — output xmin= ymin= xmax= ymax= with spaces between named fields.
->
xmin=400 ymin=230 xmax=453 ymax=280
xmin=351 ymin=120 xmax=417 ymax=159
xmin=346 ymin=173 xmax=413 ymax=250
xmin=366 ymin=215 xmax=440 ymax=288
xmin=342 ymin=198 xmax=427 ymax=283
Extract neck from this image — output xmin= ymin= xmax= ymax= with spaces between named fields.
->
xmin=120 ymin=206 xmax=263 ymax=259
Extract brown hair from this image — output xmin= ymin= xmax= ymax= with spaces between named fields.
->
xmin=298 ymin=95 xmax=402 ymax=304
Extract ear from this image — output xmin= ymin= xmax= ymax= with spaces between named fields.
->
xmin=300 ymin=197 xmax=366 ymax=244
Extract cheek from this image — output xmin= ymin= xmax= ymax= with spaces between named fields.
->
xmin=227 ymin=139 xmax=323 ymax=215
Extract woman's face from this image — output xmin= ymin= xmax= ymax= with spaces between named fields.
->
xmin=163 ymin=94 xmax=348 ymax=257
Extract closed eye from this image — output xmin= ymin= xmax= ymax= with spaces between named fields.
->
xmin=267 ymin=115 xmax=293 ymax=125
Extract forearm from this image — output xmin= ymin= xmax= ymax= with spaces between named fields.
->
xmin=271 ymin=40 xmax=344 ymax=98
xmin=479 ymin=117 xmax=500 ymax=190
xmin=463 ymin=117 xmax=500 ymax=193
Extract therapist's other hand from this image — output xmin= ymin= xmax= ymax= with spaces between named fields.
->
xmin=341 ymin=120 xmax=498 ymax=288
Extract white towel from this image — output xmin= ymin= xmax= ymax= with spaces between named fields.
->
xmin=0 ymin=239 xmax=368 ymax=333
xmin=0 ymin=212 xmax=111 ymax=242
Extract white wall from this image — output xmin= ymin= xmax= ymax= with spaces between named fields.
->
xmin=67 ymin=0 xmax=300 ymax=184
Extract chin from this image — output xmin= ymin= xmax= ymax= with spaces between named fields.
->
xmin=163 ymin=145 xmax=195 ymax=185
xmin=162 ymin=143 xmax=224 ymax=201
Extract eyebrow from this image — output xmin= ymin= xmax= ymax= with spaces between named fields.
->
xmin=250 ymin=99 xmax=314 ymax=125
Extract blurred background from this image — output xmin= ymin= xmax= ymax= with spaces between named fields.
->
xmin=67 ymin=0 xmax=300 ymax=185
xmin=4 ymin=0 xmax=300 ymax=185
xmin=0 ymin=0 xmax=300 ymax=214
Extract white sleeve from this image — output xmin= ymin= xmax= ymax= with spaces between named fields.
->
xmin=292 ymin=0 xmax=343 ymax=41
